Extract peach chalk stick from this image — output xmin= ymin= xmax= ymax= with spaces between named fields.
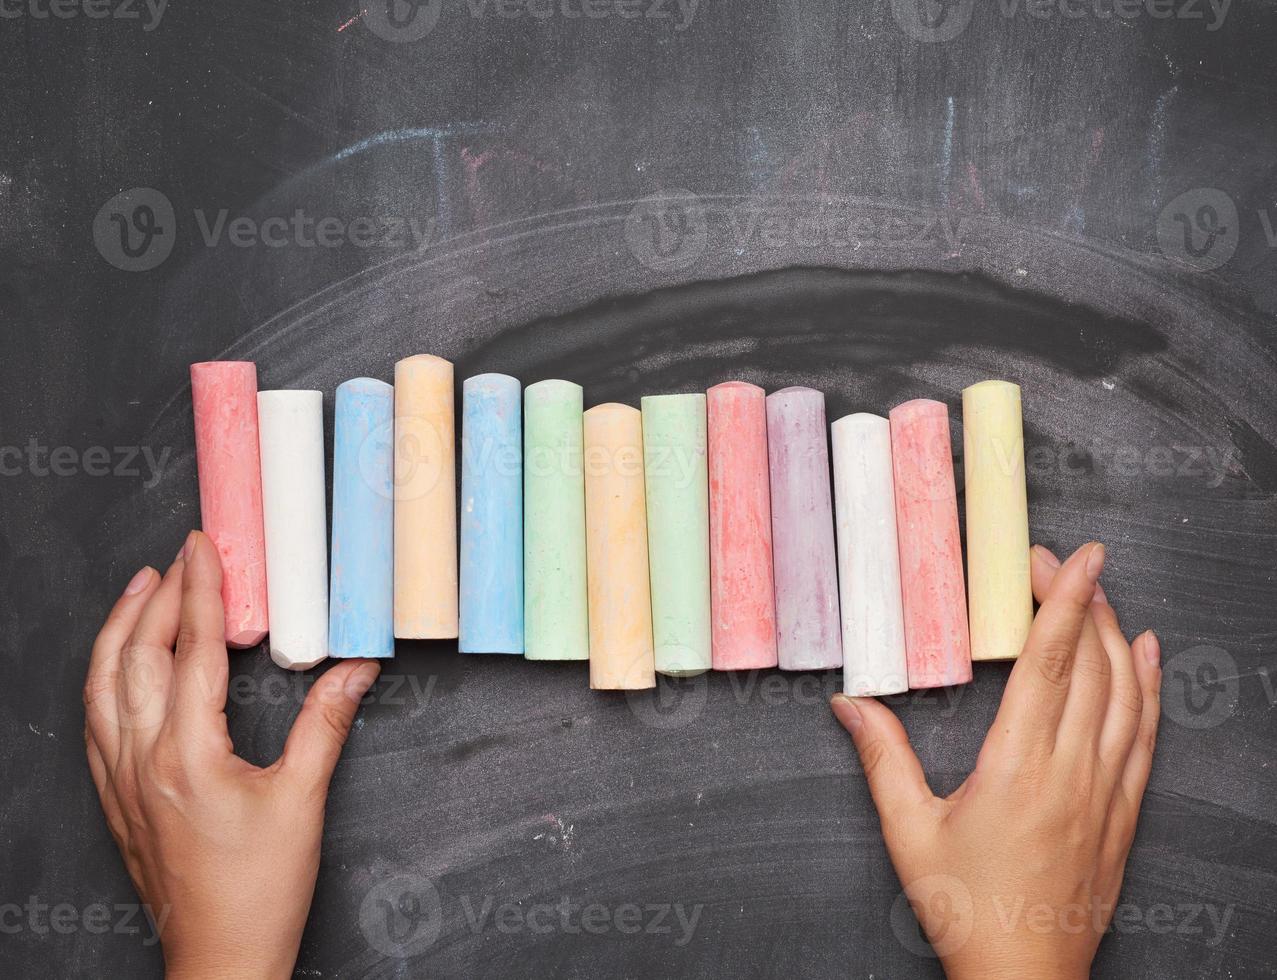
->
xmin=190 ymin=361 xmax=268 ymax=648
xmin=707 ymin=381 xmax=778 ymax=670
xmin=890 ymin=399 xmax=972 ymax=688
xmin=393 ymin=355 xmax=458 ymax=639
xmin=766 ymin=387 xmax=842 ymax=671
xmin=257 ymin=390 xmax=328 ymax=671
xmin=831 ymin=414 xmax=909 ymax=696
xmin=963 ymin=380 xmax=1033 ymax=662
xmin=584 ymin=404 xmax=656 ymax=690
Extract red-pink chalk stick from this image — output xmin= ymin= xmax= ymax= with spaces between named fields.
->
xmin=191 ymin=361 xmax=269 ymax=648
xmin=767 ymin=387 xmax=842 ymax=671
xmin=708 ymin=381 xmax=778 ymax=670
xmin=889 ymin=399 xmax=972 ymax=688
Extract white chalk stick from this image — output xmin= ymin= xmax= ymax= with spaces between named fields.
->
xmin=257 ymin=390 xmax=329 ymax=670
xmin=831 ymin=413 xmax=909 ymax=696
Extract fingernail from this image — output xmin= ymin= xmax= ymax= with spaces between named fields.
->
xmin=1032 ymin=544 xmax=1061 ymax=568
xmin=1092 ymin=580 xmax=1109 ymax=606
xmin=1085 ymin=542 xmax=1106 ymax=582
xmin=831 ymin=694 xmax=863 ymax=733
xmin=123 ymin=567 xmax=154 ymax=596
xmin=183 ymin=531 xmax=198 ymax=562
xmin=1141 ymin=630 xmax=1160 ymax=667
xmin=343 ymin=662 xmax=381 ymax=703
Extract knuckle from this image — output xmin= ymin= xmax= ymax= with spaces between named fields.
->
xmin=83 ymin=669 xmax=117 ymax=709
xmin=857 ymin=737 xmax=891 ymax=783
xmin=1073 ymin=651 xmax=1111 ymax=684
xmin=316 ymin=703 xmax=353 ymax=749
xmin=1033 ymin=638 xmax=1076 ymax=687
xmin=175 ymin=624 xmax=206 ymax=655
xmin=1111 ymin=679 xmax=1143 ymax=717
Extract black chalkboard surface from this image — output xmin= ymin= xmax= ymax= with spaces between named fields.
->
xmin=2 ymin=2 xmax=1275 ymax=977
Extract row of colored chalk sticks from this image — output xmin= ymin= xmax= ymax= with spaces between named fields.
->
xmin=190 ymin=358 xmax=1034 ymax=694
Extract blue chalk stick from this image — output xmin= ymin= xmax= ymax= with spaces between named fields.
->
xmin=459 ymin=373 xmax=524 ymax=653
xmin=329 ymin=377 xmax=395 ymax=659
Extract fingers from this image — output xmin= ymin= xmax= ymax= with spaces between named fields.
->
xmin=172 ymin=532 xmax=232 ymax=739
xmin=991 ymin=542 xmax=1103 ymax=757
xmin=1029 ymin=549 xmax=1110 ymax=761
xmin=1118 ymin=630 xmax=1162 ymax=818
xmin=1089 ymin=599 xmax=1143 ymax=783
xmin=85 ymin=566 xmax=161 ymax=764
xmin=831 ymin=695 xmax=936 ymax=843
xmin=1030 ymin=546 xmax=1144 ymax=785
xmin=277 ymin=660 xmax=381 ymax=795
xmin=116 ymin=558 xmax=185 ymax=758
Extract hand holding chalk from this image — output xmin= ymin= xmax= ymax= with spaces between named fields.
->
xmin=832 ymin=543 xmax=1162 ymax=978
xmin=83 ymin=532 xmax=381 ymax=980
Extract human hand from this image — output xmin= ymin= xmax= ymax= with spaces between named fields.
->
xmin=832 ymin=542 xmax=1161 ymax=979
xmin=84 ymin=530 xmax=381 ymax=980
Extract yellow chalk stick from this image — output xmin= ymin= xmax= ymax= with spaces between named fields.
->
xmin=394 ymin=354 xmax=458 ymax=639
xmin=962 ymin=380 xmax=1033 ymax=661
xmin=584 ymin=404 xmax=656 ymax=690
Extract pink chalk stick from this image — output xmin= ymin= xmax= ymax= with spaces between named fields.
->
xmin=766 ymin=387 xmax=842 ymax=670
xmin=708 ymin=381 xmax=778 ymax=670
xmin=190 ymin=362 xmax=269 ymax=648
xmin=889 ymin=399 xmax=972 ymax=688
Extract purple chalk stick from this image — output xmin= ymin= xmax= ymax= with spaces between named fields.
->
xmin=766 ymin=387 xmax=843 ymax=671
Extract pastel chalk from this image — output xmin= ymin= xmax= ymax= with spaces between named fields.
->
xmin=585 ymin=403 xmax=656 ymax=690
xmin=393 ymin=354 xmax=458 ymax=639
xmin=831 ymin=413 xmax=909 ymax=696
xmin=190 ymin=361 xmax=269 ymax=649
xmin=523 ymin=380 xmax=590 ymax=661
xmin=707 ymin=381 xmax=778 ymax=671
xmin=257 ymin=390 xmax=328 ymax=671
xmin=641 ymin=394 xmax=711 ymax=677
xmin=459 ymin=374 xmax=524 ymax=654
xmin=766 ymin=386 xmax=842 ymax=671
xmin=329 ymin=378 xmax=395 ymax=660
xmin=963 ymin=380 xmax=1033 ymax=662
xmin=889 ymin=399 xmax=972 ymax=689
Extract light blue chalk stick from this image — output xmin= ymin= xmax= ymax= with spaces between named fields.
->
xmin=329 ymin=377 xmax=395 ymax=659
xmin=459 ymin=373 xmax=524 ymax=653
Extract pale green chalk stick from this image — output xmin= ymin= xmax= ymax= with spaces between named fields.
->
xmin=524 ymin=380 xmax=590 ymax=661
xmin=641 ymin=394 xmax=712 ymax=677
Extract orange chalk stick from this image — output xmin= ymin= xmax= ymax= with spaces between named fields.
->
xmin=584 ymin=404 xmax=656 ymax=690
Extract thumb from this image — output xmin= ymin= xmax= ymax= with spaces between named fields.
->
xmin=832 ymin=694 xmax=935 ymax=833
xmin=278 ymin=660 xmax=380 ymax=793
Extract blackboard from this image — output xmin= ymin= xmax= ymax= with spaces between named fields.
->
xmin=1 ymin=1 xmax=1275 ymax=977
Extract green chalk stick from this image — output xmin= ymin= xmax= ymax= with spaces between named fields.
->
xmin=641 ymin=394 xmax=712 ymax=677
xmin=524 ymin=380 xmax=590 ymax=661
